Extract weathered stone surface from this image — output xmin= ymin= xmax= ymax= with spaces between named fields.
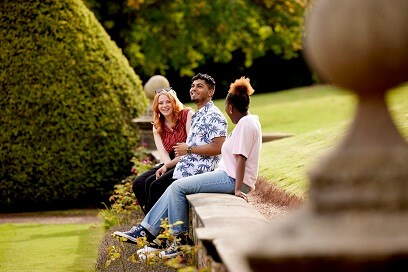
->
xmin=243 ymin=209 xmax=408 ymax=271
xmin=187 ymin=193 xmax=268 ymax=271
xmin=305 ymin=0 xmax=408 ymax=94
xmin=309 ymin=148 xmax=408 ymax=212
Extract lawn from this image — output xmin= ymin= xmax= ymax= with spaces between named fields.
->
xmin=212 ymin=84 xmax=356 ymax=134
xmin=0 ymin=213 xmax=103 ymax=272
xmin=209 ymin=83 xmax=408 ymax=198
xmin=250 ymin=84 xmax=407 ymax=198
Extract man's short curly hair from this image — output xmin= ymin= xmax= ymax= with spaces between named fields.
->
xmin=192 ymin=73 xmax=216 ymax=91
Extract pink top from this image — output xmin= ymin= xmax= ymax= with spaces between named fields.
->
xmin=161 ymin=108 xmax=190 ymax=154
xmin=216 ymin=114 xmax=262 ymax=189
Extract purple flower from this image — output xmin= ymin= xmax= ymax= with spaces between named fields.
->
xmin=143 ymin=158 xmax=150 ymax=164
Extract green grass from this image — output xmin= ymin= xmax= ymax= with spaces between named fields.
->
xmin=208 ymin=83 xmax=408 ymax=199
xmin=0 ymin=209 xmax=104 ymax=272
xmin=187 ymin=85 xmax=356 ymax=134
xmin=258 ymin=84 xmax=408 ymax=198
xmin=0 ymin=223 xmax=103 ymax=272
xmin=210 ymin=84 xmax=357 ymax=134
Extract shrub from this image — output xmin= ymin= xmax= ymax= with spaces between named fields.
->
xmin=0 ymin=0 xmax=148 ymax=211
xmin=99 ymin=145 xmax=153 ymax=231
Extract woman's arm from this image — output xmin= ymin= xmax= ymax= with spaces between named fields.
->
xmin=235 ymin=154 xmax=248 ymax=202
xmin=185 ymin=109 xmax=194 ymax=135
xmin=155 ymin=156 xmax=181 ymax=179
xmin=153 ymin=126 xmax=171 ymax=165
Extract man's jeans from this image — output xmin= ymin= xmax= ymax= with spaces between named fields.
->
xmin=141 ymin=170 xmax=235 ymax=236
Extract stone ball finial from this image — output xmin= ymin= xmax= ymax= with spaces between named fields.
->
xmin=304 ymin=0 xmax=408 ymax=95
xmin=144 ymin=75 xmax=170 ymax=100
xmin=303 ymin=0 xmax=408 ymax=212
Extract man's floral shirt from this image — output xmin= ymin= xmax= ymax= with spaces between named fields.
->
xmin=173 ymin=101 xmax=228 ymax=179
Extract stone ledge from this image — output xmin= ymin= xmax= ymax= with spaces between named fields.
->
xmin=187 ymin=193 xmax=268 ymax=272
xmin=262 ymin=132 xmax=294 ymax=143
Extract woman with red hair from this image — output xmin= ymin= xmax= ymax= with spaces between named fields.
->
xmin=133 ymin=87 xmax=193 ymax=214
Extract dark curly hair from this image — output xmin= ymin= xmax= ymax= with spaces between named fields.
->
xmin=192 ymin=73 xmax=216 ymax=91
xmin=226 ymin=77 xmax=255 ymax=113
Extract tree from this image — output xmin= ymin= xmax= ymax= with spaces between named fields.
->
xmin=84 ymin=0 xmax=309 ymax=79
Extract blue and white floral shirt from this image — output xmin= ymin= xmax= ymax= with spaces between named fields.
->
xmin=173 ymin=101 xmax=228 ymax=179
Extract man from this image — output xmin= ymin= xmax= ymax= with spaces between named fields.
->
xmin=114 ymin=73 xmax=227 ymax=250
xmin=172 ymin=73 xmax=227 ymax=178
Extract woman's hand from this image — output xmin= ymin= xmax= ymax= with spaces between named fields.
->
xmin=235 ymin=190 xmax=248 ymax=202
xmin=155 ymin=165 xmax=167 ymax=179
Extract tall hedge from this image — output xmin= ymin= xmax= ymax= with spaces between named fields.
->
xmin=0 ymin=0 xmax=148 ymax=212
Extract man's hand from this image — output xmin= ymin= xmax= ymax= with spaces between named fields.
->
xmin=173 ymin=142 xmax=188 ymax=157
xmin=155 ymin=165 xmax=167 ymax=179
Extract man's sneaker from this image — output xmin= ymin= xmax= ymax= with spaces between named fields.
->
xmin=112 ymin=225 xmax=153 ymax=244
xmin=158 ymin=240 xmax=183 ymax=259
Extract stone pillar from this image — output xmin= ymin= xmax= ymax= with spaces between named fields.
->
xmin=242 ymin=0 xmax=408 ymax=271
xmin=132 ymin=75 xmax=169 ymax=158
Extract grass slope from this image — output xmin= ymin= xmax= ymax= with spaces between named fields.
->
xmin=0 ymin=223 xmax=103 ymax=272
xmin=211 ymin=84 xmax=408 ymax=199
xmin=212 ymin=84 xmax=356 ymax=134
xmin=258 ymin=84 xmax=408 ymax=198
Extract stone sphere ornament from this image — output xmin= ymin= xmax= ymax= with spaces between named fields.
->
xmin=304 ymin=0 xmax=408 ymax=212
xmin=241 ymin=2 xmax=408 ymax=271
xmin=143 ymin=75 xmax=170 ymax=100
xmin=305 ymin=0 xmax=408 ymax=95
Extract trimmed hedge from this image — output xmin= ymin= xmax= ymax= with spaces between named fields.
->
xmin=0 ymin=0 xmax=148 ymax=211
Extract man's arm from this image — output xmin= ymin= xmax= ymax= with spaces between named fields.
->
xmin=173 ymin=136 xmax=225 ymax=157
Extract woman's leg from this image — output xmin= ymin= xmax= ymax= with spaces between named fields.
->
xmin=132 ymin=164 xmax=162 ymax=213
xmin=167 ymin=170 xmax=234 ymax=235
xmin=145 ymin=168 xmax=175 ymax=213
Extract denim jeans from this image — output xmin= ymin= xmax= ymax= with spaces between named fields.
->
xmin=140 ymin=170 xmax=235 ymax=236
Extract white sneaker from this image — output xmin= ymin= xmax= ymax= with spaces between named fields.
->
xmin=136 ymin=244 xmax=161 ymax=255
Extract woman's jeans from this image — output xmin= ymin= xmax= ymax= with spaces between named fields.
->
xmin=140 ymin=170 xmax=236 ymax=236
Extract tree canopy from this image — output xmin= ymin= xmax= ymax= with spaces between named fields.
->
xmin=85 ymin=0 xmax=309 ymax=79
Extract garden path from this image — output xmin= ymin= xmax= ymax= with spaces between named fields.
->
xmin=0 ymin=177 xmax=302 ymax=224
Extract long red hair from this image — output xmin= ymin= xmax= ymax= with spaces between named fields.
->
xmin=152 ymin=91 xmax=184 ymax=136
